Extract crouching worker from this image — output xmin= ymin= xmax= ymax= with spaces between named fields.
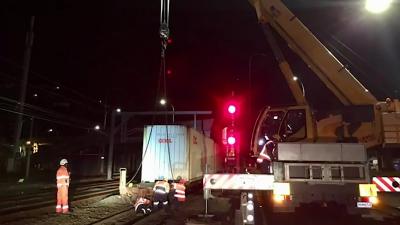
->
xmin=172 ymin=177 xmax=186 ymax=203
xmin=153 ymin=178 xmax=170 ymax=210
xmin=134 ymin=197 xmax=152 ymax=215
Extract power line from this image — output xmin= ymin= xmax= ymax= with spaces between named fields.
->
xmin=0 ymin=95 xmax=95 ymax=127
xmin=0 ymin=106 xmax=91 ymax=130
xmin=0 ymin=71 xmax=106 ymax=114
xmin=0 ymin=55 xmax=107 ymax=108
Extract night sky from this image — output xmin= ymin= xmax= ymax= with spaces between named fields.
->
xmin=1 ymin=0 xmax=400 ymax=135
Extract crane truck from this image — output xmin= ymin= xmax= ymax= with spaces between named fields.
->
xmin=204 ymin=0 xmax=399 ymax=224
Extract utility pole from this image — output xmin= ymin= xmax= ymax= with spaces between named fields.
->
xmin=25 ymin=118 xmax=34 ymax=179
xmin=8 ymin=16 xmax=35 ymax=173
xmin=107 ymin=110 xmax=116 ymax=180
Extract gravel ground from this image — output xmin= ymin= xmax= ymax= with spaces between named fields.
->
xmin=2 ymin=192 xmax=399 ymax=225
xmin=1 ymin=195 xmax=134 ymax=225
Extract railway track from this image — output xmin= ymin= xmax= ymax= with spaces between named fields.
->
xmin=0 ymin=180 xmax=204 ymax=225
xmin=84 ymin=183 xmax=206 ymax=225
xmin=0 ymin=180 xmax=119 ymax=216
xmin=87 ymin=207 xmax=170 ymax=225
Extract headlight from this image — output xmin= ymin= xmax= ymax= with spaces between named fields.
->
xmin=369 ymin=196 xmax=378 ymax=204
xmin=273 ymin=194 xmax=284 ymax=202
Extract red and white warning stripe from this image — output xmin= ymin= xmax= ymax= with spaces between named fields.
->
xmin=372 ymin=177 xmax=400 ymax=192
xmin=203 ymin=174 xmax=274 ymax=190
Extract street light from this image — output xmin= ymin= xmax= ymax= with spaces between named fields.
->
xmin=365 ymin=0 xmax=392 ymax=14
xmin=116 ymin=108 xmax=121 ymax=113
xmin=160 ymin=99 xmax=167 ymax=105
xmin=94 ymin=125 xmax=101 ymax=130
xmin=160 ymin=98 xmax=175 ymax=124
xmin=293 ymin=76 xmax=305 ymax=97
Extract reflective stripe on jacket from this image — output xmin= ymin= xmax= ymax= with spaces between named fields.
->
xmin=153 ymin=180 xmax=170 ymax=193
xmin=56 ymin=166 xmax=70 ymax=187
xmin=172 ymin=183 xmax=186 ymax=201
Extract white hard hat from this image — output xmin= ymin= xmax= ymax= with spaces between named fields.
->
xmin=60 ymin=159 xmax=68 ymax=166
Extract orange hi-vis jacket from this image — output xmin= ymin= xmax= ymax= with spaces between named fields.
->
xmin=153 ymin=180 xmax=170 ymax=194
xmin=172 ymin=182 xmax=186 ymax=202
xmin=56 ymin=166 xmax=70 ymax=188
xmin=56 ymin=165 xmax=70 ymax=213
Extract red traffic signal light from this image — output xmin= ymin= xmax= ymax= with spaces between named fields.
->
xmin=227 ymin=104 xmax=236 ymax=114
xmin=227 ymin=136 xmax=236 ymax=145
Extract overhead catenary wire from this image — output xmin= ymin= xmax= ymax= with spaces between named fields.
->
xmin=0 ymin=71 xmax=106 ymax=115
xmin=0 ymin=106 xmax=91 ymax=130
xmin=0 ymin=95 xmax=94 ymax=127
xmin=0 ymin=55 xmax=107 ymax=108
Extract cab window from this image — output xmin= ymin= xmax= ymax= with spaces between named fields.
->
xmin=280 ymin=109 xmax=306 ymax=141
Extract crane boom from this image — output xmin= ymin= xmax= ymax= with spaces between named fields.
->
xmin=249 ymin=0 xmax=377 ymax=105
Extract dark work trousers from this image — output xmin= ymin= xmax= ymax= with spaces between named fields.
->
xmin=167 ymin=190 xmax=177 ymax=214
xmin=135 ymin=204 xmax=152 ymax=214
xmin=153 ymin=192 xmax=168 ymax=210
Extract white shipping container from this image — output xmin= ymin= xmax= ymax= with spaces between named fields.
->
xmin=141 ymin=125 xmax=222 ymax=182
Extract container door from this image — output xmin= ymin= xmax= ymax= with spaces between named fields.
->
xmin=141 ymin=125 xmax=187 ymax=182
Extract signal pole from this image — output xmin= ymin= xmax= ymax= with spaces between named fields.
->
xmin=224 ymin=100 xmax=239 ymax=173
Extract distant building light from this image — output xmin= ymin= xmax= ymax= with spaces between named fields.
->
xmin=48 ymin=129 xmax=53 ymax=132
xmin=292 ymin=76 xmax=298 ymax=81
xmin=33 ymin=143 xmax=38 ymax=153
xmin=94 ymin=125 xmax=101 ymax=130
xmin=56 ymin=86 xmax=60 ymax=90
xmin=33 ymin=93 xmax=38 ymax=97
xmin=160 ymin=98 xmax=167 ymax=105
xmin=98 ymin=99 xmax=102 ymax=104
xmin=26 ymin=141 xmax=31 ymax=145
xmin=101 ymin=156 xmax=105 ymax=160
xmin=116 ymin=108 xmax=121 ymax=113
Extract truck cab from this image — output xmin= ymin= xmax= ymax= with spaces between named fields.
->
xmin=250 ymin=107 xmax=377 ymax=213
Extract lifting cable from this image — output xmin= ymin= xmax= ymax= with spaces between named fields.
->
xmin=126 ymin=0 xmax=173 ymax=184
xmin=160 ymin=0 xmax=175 ymax=180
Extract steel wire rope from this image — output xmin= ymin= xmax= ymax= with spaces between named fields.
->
xmin=126 ymin=0 xmax=172 ymax=184
xmin=161 ymin=0 xmax=174 ymax=180
xmin=161 ymin=36 xmax=174 ymax=180
xmin=126 ymin=50 xmax=171 ymax=184
xmin=125 ymin=55 xmax=164 ymax=184
xmin=327 ymin=34 xmax=390 ymax=96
